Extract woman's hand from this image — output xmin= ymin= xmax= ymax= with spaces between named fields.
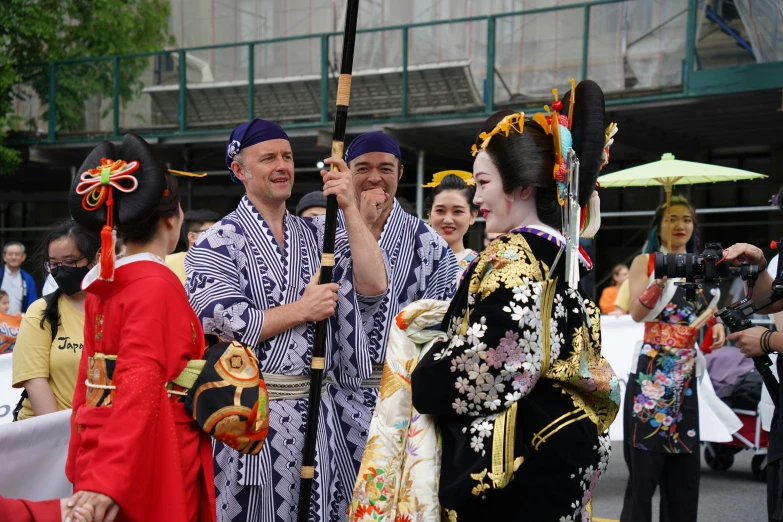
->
xmin=727 ymin=327 xmax=767 ymax=358
xmin=722 ymin=243 xmax=766 ymax=268
xmin=710 ymin=323 xmax=726 ymax=350
xmin=61 ymin=492 xmax=95 ymax=522
xmin=65 ymin=491 xmax=119 ymax=522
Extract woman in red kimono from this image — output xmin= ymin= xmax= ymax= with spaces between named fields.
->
xmin=63 ymin=134 xmax=216 ymax=522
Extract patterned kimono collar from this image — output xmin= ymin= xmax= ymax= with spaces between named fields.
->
xmin=239 ymin=194 xmax=291 ymax=255
xmin=511 ymin=224 xmax=593 ymax=269
xmin=377 ymin=199 xmax=406 ymax=247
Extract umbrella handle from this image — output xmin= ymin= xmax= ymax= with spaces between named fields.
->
xmin=665 ymin=183 xmax=672 ymax=251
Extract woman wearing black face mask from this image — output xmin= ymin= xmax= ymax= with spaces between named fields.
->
xmin=11 ymin=219 xmax=99 ymax=420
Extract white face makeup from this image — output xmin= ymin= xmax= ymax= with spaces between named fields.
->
xmin=472 ymin=151 xmax=523 ymax=234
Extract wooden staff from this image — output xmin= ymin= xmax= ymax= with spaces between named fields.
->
xmin=297 ymin=1 xmax=360 ymax=520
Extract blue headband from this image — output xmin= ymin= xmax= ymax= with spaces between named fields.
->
xmin=225 ymin=119 xmax=289 ymax=183
xmin=345 ymin=132 xmax=401 ymax=164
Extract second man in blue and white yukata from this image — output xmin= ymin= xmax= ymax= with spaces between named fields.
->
xmin=322 ymin=132 xmax=460 ymax=491
xmin=185 ymin=119 xmax=388 ymax=522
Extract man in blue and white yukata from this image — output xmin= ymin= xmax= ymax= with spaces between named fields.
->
xmin=185 ymin=119 xmax=388 ymax=522
xmin=324 ymin=132 xmax=460 ymax=489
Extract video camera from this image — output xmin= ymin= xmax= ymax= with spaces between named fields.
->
xmin=655 ymin=241 xmax=782 ymax=405
xmin=654 ymin=243 xmax=760 ymax=301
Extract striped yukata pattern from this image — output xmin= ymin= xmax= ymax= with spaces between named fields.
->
xmin=186 ymin=195 xmax=379 ymax=522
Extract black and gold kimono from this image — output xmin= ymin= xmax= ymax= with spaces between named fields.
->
xmin=412 ymin=227 xmax=620 ymax=521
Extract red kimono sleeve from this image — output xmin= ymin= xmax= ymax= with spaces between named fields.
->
xmin=0 ymin=497 xmax=60 ymax=522
xmin=71 ymin=280 xmax=193 ymax=519
xmin=66 ymin=295 xmax=93 ymax=485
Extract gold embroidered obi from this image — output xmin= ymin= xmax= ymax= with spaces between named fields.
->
xmin=85 ymin=342 xmax=271 ymax=455
xmin=643 ymin=322 xmax=698 ymax=350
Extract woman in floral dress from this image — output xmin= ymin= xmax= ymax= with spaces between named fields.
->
xmin=620 ymin=195 xmax=726 ymax=522
xmin=409 ymin=80 xmax=621 ymax=521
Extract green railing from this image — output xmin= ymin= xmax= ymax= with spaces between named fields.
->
xmin=9 ymin=0 xmax=783 ymax=145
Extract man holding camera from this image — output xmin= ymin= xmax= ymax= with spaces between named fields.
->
xmin=723 ymin=241 xmax=783 ymax=522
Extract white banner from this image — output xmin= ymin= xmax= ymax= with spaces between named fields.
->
xmin=0 ymin=353 xmax=73 ymax=500
xmin=600 ymin=315 xmax=644 ymax=441
xmin=0 ymin=408 xmax=72 ymax=500
xmin=0 ymin=353 xmax=18 ymax=426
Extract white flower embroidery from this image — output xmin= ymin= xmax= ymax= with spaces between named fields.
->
xmin=554 ymin=294 xmax=565 ymax=318
xmin=504 ymin=303 xmax=529 ymax=328
xmin=465 ymin=341 xmax=488 ymax=360
xmin=470 ymin=435 xmax=485 ymax=454
xmin=484 ymin=398 xmax=501 ymax=411
xmin=433 ymin=345 xmax=453 ymax=361
xmin=455 ymin=377 xmax=471 ymax=393
xmin=466 ymin=320 xmax=487 ymax=345
xmin=468 ymin=363 xmax=491 ymax=382
xmin=504 ymin=391 xmax=522 ymax=407
xmin=472 ymin=420 xmax=494 ymax=438
xmin=452 ymin=398 xmax=468 ymax=414
xmin=513 ymin=285 xmax=532 ymax=303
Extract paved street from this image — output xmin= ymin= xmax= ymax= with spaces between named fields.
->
xmin=593 ymin=443 xmax=767 ymax=522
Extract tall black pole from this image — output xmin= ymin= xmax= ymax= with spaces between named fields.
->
xmin=297 ymin=1 xmax=360 ymax=520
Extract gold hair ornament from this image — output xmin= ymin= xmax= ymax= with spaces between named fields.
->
xmin=168 ymin=169 xmax=208 ymax=178
xmin=470 ymin=112 xmax=525 ymax=156
xmin=421 ymin=170 xmax=475 ymax=188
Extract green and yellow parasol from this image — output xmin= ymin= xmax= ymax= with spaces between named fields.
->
xmin=597 ymin=153 xmax=767 ymax=245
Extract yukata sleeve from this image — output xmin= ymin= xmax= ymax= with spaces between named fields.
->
xmin=422 ymin=236 xmax=458 ymax=302
xmin=185 ymin=221 xmax=265 ymax=346
xmin=322 ymin=225 xmax=374 ymax=389
xmin=412 ymin=252 xmax=558 ymax=418
xmin=354 ymin=246 xmax=391 ymax=333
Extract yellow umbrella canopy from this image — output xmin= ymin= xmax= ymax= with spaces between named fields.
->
xmin=597 ymin=153 xmax=767 ymax=247
xmin=597 ymin=152 xmax=766 ymax=189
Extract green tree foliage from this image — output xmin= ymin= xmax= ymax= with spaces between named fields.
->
xmin=0 ymin=0 xmax=173 ymax=175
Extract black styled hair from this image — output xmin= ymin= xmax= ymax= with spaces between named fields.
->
xmin=69 ymin=134 xmax=180 ymax=246
xmin=474 ymin=80 xmax=606 ymax=231
xmin=181 ymin=209 xmax=221 ymax=243
xmin=643 ymin=195 xmax=700 ymax=254
xmin=424 ymin=175 xmax=478 ymax=216
xmin=119 ymin=172 xmax=181 ymax=244
xmin=36 ymin=219 xmax=100 ymax=332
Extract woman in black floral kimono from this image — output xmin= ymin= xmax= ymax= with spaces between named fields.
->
xmin=411 ymin=80 xmax=620 ymax=521
xmin=620 ymin=195 xmax=726 ymax=522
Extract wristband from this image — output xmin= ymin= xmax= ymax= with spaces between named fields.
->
xmin=639 ymin=283 xmax=663 ymax=309
xmin=762 ymin=330 xmax=776 ymax=355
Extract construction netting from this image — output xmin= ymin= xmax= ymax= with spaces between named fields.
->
xmin=12 ymin=0 xmax=774 ymax=136
xmin=169 ymin=0 xmax=692 ymax=95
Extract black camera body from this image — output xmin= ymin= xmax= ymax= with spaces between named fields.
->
xmin=654 ymin=242 xmax=759 ymax=301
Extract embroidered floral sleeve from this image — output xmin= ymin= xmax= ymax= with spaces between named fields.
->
xmin=413 ymin=235 xmax=559 ymax=419
xmin=448 ymin=277 xmax=556 ymax=417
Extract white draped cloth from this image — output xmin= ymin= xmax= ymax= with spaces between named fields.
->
xmin=348 ymin=299 xmax=449 ymax=522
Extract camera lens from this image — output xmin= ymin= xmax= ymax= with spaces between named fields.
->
xmin=654 ymin=252 xmax=698 ymax=279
